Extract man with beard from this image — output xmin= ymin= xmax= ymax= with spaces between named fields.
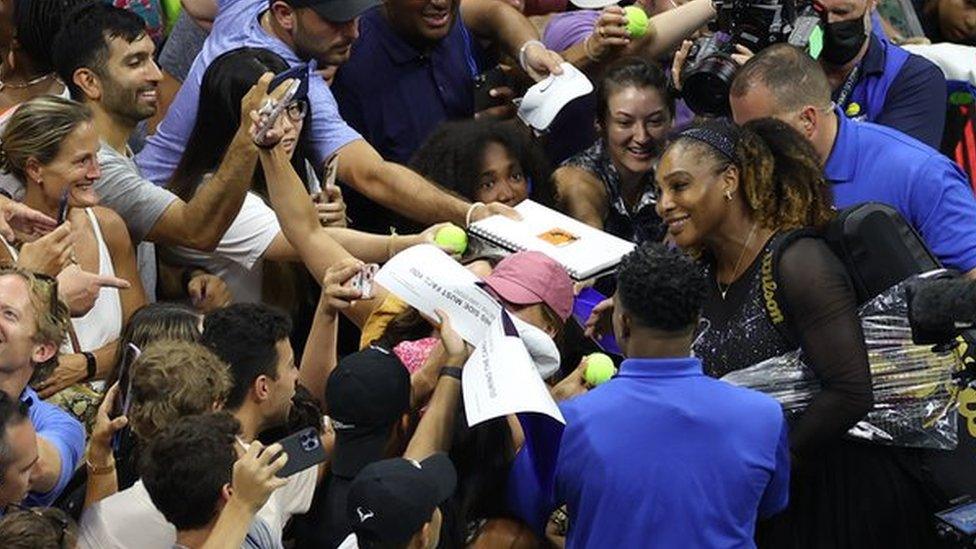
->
xmin=43 ymin=2 xmax=268 ymax=305
xmin=200 ymin=303 xmax=320 ymax=542
xmin=137 ymin=0 xmax=551 ymax=234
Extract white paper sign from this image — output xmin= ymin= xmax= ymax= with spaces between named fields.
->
xmin=374 ymin=245 xmax=502 ymax=345
xmin=462 ymin=312 xmax=565 ymax=426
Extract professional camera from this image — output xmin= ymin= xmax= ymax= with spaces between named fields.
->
xmin=681 ymin=0 xmax=823 ymax=116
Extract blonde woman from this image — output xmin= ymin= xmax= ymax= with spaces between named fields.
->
xmin=0 ymin=96 xmax=145 ymax=426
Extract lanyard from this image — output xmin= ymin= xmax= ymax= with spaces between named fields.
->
xmin=835 ymin=64 xmax=861 ymax=110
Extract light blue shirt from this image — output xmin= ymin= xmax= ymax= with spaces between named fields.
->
xmin=20 ymin=386 xmax=85 ymax=507
xmin=135 ymin=0 xmax=361 ymax=186
xmin=508 ymin=356 xmax=790 ymax=549
xmin=825 ymin=110 xmax=976 ymax=272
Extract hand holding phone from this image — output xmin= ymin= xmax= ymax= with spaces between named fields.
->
xmin=348 ymin=263 xmax=379 ymax=299
xmin=252 ymin=79 xmax=300 ymax=148
xmin=273 ymin=427 xmax=327 ymax=478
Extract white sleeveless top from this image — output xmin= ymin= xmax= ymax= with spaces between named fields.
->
xmin=2 ymin=208 xmax=123 ymax=353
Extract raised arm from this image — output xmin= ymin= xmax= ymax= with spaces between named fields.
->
xmin=404 ymin=312 xmax=470 ymax=460
xmin=460 ymin=0 xmax=564 ymax=79
xmin=147 ymin=74 xmax=281 ymax=251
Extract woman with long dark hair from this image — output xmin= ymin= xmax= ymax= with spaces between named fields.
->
xmin=164 ymin=47 xmax=452 ymax=310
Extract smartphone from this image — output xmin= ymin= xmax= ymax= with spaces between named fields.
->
xmin=56 ymin=190 xmax=69 ymax=226
xmin=274 ymin=427 xmax=327 ymax=478
xmin=936 ymin=499 xmax=976 ymax=537
xmin=349 ymin=263 xmax=379 ymax=299
xmin=111 ymin=343 xmax=141 ymax=451
xmin=254 ymin=79 xmax=301 ymax=146
xmin=322 ymin=152 xmax=339 ymax=193
xmin=473 ymin=66 xmax=510 ymax=112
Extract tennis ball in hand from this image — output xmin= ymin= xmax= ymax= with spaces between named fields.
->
xmin=623 ymin=6 xmax=649 ymax=38
xmin=584 ymin=353 xmax=616 ymax=386
xmin=434 ymin=224 xmax=468 ymax=255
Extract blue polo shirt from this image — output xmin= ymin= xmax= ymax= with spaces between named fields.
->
xmin=20 ymin=386 xmax=84 ymax=507
xmin=136 ymin=0 xmax=362 ymax=186
xmin=508 ymin=356 xmax=790 ymax=548
xmin=825 ymin=111 xmax=976 ymax=272
xmin=834 ymin=33 xmax=946 ymax=149
xmin=331 ymin=6 xmax=483 ymax=165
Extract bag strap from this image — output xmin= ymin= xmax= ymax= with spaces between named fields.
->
xmin=760 ymin=228 xmax=819 ymax=350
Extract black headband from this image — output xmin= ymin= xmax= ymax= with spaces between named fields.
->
xmin=678 ymin=126 xmax=739 ymax=164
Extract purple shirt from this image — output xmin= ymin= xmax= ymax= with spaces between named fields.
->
xmin=135 ymin=0 xmax=361 ymax=186
xmin=541 ymin=10 xmax=598 ymax=52
xmin=20 ymin=386 xmax=85 ymax=507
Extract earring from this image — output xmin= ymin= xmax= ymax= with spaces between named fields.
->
xmin=725 ymin=190 xmax=733 ymax=201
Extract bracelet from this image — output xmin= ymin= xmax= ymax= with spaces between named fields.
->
xmin=518 ymin=39 xmax=545 ymax=73
xmin=387 ymin=228 xmax=400 ymax=261
xmin=582 ymin=34 xmax=602 ymax=62
xmin=82 ymin=351 xmax=96 ymax=381
xmin=86 ymin=457 xmax=116 ymax=476
xmin=465 ymin=202 xmax=486 ymax=228
xmin=439 ymin=367 xmax=462 ymax=381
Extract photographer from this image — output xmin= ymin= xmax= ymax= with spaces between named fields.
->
xmin=672 ymin=0 xmax=946 ymax=147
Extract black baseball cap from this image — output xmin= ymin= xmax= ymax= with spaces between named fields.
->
xmin=326 ymin=346 xmax=410 ymax=478
xmin=283 ymin=0 xmax=380 ymax=23
xmin=347 ymin=454 xmax=457 ymax=548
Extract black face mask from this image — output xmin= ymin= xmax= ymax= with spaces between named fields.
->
xmin=822 ymin=15 xmax=868 ymax=65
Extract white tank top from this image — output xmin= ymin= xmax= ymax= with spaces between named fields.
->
xmin=2 ymin=208 xmax=122 ymax=353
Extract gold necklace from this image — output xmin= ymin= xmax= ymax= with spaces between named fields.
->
xmin=717 ymin=222 xmax=758 ymax=300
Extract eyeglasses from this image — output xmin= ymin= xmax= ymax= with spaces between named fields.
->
xmin=285 ymin=100 xmax=307 ymax=122
xmin=6 ymin=503 xmax=70 ymax=548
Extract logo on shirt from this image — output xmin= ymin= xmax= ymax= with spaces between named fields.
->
xmin=356 ymin=507 xmax=375 ymax=523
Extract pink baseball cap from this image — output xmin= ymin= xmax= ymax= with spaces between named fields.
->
xmin=482 ymin=251 xmax=574 ymax=322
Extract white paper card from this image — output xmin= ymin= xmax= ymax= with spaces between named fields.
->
xmin=462 ymin=312 xmax=565 ymax=426
xmin=374 ymin=245 xmax=501 ymax=345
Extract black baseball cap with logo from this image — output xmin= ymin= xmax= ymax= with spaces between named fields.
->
xmin=346 ymin=454 xmax=457 ymax=548
xmin=326 ymin=346 xmax=410 ymax=478
xmin=283 ymin=0 xmax=380 ymax=23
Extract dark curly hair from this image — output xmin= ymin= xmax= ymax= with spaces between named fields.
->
xmin=409 ymin=119 xmax=554 ymax=206
xmin=140 ymin=412 xmax=240 ymax=531
xmin=617 ymin=242 xmax=707 ymax=331
xmin=670 ymin=118 xmax=833 ymax=231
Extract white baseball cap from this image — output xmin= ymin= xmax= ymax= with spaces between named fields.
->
xmin=569 ymin=0 xmax=618 ymax=8
xmin=516 ymin=62 xmax=594 ymax=132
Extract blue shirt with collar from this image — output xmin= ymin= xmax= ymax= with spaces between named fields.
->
xmin=833 ymin=33 xmax=947 ymax=149
xmin=825 ymin=110 xmax=976 ymax=272
xmin=508 ymin=356 xmax=790 ymax=549
xmin=19 ymin=386 xmax=84 ymax=507
xmin=331 ymin=6 xmax=483 ymax=165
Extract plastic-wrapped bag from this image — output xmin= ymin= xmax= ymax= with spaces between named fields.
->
xmin=722 ymin=278 xmax=963 ymax=450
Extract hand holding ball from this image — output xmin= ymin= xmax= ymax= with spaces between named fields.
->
xmin=584 ymin=353 xmax=616 ymax=387
xmin=623 ymin=6 xmax=649 ymax=38
xmin=434 ymin=224 xmax=468 ymax=255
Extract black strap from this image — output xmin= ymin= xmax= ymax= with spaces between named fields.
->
xmin=835 ymin=64 xmax=861 ymax=111
xmin=760 ymin=228 xmax=819 ymax=350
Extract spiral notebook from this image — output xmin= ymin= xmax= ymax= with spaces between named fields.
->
xmin=468 ymin=200 xmax=636 ymax=280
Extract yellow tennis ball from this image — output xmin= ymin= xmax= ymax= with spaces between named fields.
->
xmin=434 ymin=224 xmax=468 ymax=254
xmin=623 ymin=6 xmax=649 ymax=38
xmin=584 ymin=353 xmax=616 ymax=386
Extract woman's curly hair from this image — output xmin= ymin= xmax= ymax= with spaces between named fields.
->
xmin=672 ymin=118 xmax=834 ymax=231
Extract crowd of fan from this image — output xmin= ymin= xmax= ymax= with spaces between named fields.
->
xmin=0 ymin=0 xmax=970 ymax=546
